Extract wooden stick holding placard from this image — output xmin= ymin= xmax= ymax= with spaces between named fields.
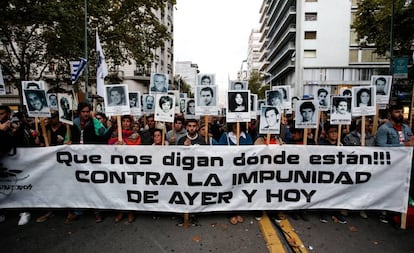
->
xmin=372 ymin=106 xmax=380 ymax=136
xmin=361 ymin=115 xmax=366 ymax=146
xmin=117 ymin=115 xmax=122 ymax=143
xmin=162 ymin=122 xmax=166 ymax=146
xmin=40 ymin=118 xmax=49 ymax=147
xmin=337 ymin=125 xmax=342 ymax=146
xmin=205 ymin=116 xmax=209 ymax=143
xmin=314 ymin=111 xmax=321 ymax=144
xmin=66 ymin=124 xmax=71 ymax=143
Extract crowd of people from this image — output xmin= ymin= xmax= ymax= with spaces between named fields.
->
xmin=0 ymin=101 xmax=413 ymax=227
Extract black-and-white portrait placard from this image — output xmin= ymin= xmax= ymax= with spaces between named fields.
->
xmin=167 ymin=90 xmax=180 ymax=114
xmin=371 ymin=75 xmax=392 ymax=104
xmin=21 ymin=81 xmax=45 ymax=105
xmin=58 ymin=93 xmax=73 ymax=125
xmin=104 ymin=84 xmax=130 ymax=116
xmin=150 ymin=73 xmax=168 ymax=93
xmin=295 ymin=99 xmax=318 ymax=129
xmin=314 ymin=86 xmax=330 ymax=111
xmin=259 ymin=106 xmax=281 ymax=134
xmin=250 ymin=94 xmax=257 ymax=119
xmin=48 ymin=93 xmax=58 ymax=111
xmin=195 ymin=85 xmax=218 ymax=115
xmin=142 ymin=94 xmax=156 ymax=114
xmin=154 ymin=94 xmax=175 ymax=123
xmin=272 ymin=85 xmax=291 ymax=110
xmin=226 ymin=91 xmax=250 ymax=123
xmin=24 ymin=89 xmax=51 ymax=118
xmin=330 ymin=96 xmax=352 ymax=125
xmin=351 ymin=86 xmax=376 ymax=116
xmin=198 ymin=73 xmax=215 ymax=86
xmin=185 ymin=98 xmax=197 ymax=119
xmin=257 ymin=99 xmax=265 ymax=116
xmin=129 ymin=91 xmax=141 ymax=116
xmin=229 ymin=80 xmax=248 ymax=90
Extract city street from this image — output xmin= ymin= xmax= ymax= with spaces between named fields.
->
xmin=1 ymin=209 xmax=414 ymax=253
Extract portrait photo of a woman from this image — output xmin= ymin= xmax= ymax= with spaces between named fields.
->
xmin=228 ymin=91 xmax=248 ymax=113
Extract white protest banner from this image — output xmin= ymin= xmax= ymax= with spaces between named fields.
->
xmin=0 ymin=145 xmax=411 ymax=213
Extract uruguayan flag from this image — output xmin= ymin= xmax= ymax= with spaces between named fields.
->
xmin=70 ymin=58 xmax=87 ymax=85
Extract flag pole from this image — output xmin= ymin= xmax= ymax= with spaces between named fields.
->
xmin=84 ymin=0 xmax=88 ymax=93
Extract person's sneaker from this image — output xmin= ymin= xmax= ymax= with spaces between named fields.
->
xmin=360 ymin=211 xmax=368 ymax=219
xmin=319 ymin=215 xmax=328 ymax=223
xmin=332 ymin=214 xmax=347 ymax=224
xmin=0 ymin=215 xmax=5 ymax=223
xmin=18 ymin=212 xmax=31 ymax=226
xmin=379 ymin=214 xmax=389 ymax=224
xmin=272 ymin=214 xmax=282 ymax=223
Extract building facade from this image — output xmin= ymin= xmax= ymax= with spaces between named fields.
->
xmin=258 ymin=0 xmax=389 ymax=97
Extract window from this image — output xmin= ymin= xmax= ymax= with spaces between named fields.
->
xmin=304 ymin=50 xmax=317 ymax=58
xmin=305 ymin=12 xmax=317 ymax=21
xmin=304 ymin=31 xmax=317 ymax=40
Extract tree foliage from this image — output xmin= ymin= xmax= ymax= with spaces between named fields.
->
xmin=0 ymin=0 xmax=174 ymax=87
xmin=353 ymin=0 xmax=414 ymax=57
xmin=248 ymin=70 xmax=269 ymax=99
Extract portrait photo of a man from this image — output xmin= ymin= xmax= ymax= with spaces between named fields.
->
xmin=295 ymin=100 xmax=318 ymax=129
xmin=150 ymin=73 xmax=168 ymax=93
xmin=259 ymin=106 xmax=281 ymax=134
xmin=371 ymin=75 xmax=392 ymax=104
xmin=142 ymin=94 xmax=155 ymax=113
xmin=104 ymin=84 xmax=130 ymax=116
xmin=196 ymin=86 xmax=217 ymax=107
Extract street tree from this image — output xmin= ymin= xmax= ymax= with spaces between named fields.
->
xmin=353 ymin=0 xmax=414 ymax=57
xmin=248 ymin=70 xmax=269 ymax=99
xmin=0 ymin=0 xmax=174 ymax=96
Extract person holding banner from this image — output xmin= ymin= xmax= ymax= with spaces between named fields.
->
xmin=177 ymin=119 xmax=206 ymax=146
xmin=152 ymin=128 xmax=167 ymax=145
xmin=376 ymin=104 xmax=414 ymax=223
xmin=166 ymin=117 xmax=186 ymax=145
xmin=109 ymin=115 xmax=140 ymax=223
xmin=318 ymin=122 xmax=348 ymax=224
xmin=376 ymin=104 xmax=414 ymax=147
xmin=176 ymin=119 xmax=206 ymax=226
xmin=65 ymin=102 xmax=110 ymax=223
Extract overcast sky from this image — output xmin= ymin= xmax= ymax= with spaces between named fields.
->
xmin=174 ymin=0 xmax=262 ymax=89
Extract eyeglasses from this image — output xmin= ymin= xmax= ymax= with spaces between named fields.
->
xmin=96 ymin=117 xmax=103 ymax=120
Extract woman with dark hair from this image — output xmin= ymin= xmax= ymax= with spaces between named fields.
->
xmin=229 ymin=92 xmax=247 ymax=112
xmin=218 ymin=122 xmax=252 ymax=224
xmin=108 ymin=86 xmax=126 ymax=106
xmin=159 ymin=95 xmax=173 ymax=113
xmin=356 ymin=88 xmax=371 ymax=107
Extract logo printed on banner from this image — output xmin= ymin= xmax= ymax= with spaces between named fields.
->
xmin=0 ymin=165 xmax=31 ymax=196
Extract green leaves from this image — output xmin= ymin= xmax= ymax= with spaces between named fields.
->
xmin=353 ymin=0 xmax=414 ymax=57
xmin=0 ymin=0 xmax=172 ymax=85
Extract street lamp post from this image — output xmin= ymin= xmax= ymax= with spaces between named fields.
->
xmin=389 ymin=0 xmax=395 ymax=75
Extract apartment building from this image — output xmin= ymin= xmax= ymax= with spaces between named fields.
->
xmin=258 ymin=0 xmax=389 ymax=97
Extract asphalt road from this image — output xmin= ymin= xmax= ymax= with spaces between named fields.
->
xmin=2 ymin=209 xmax=414 ymax=253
